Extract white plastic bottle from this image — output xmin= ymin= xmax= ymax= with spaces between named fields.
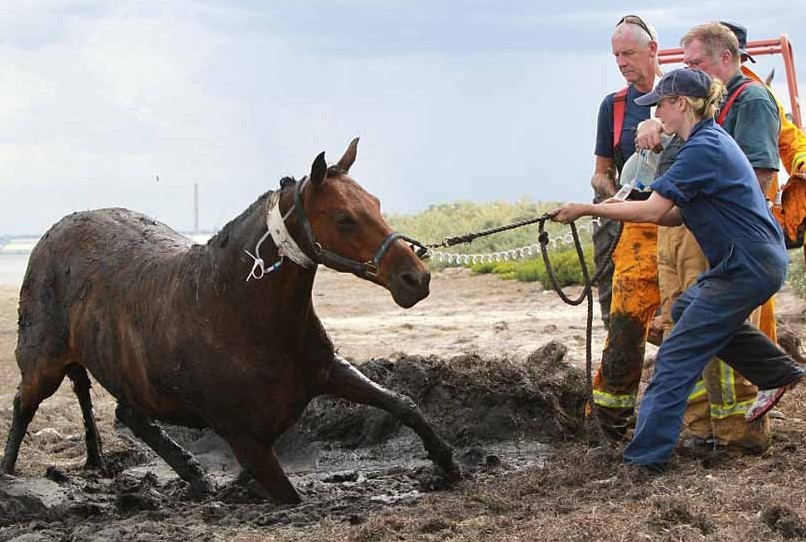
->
xmin=632 ymin=149 xmax=656 ymax=190
xmin=613 ymin=179 xmax=635 ymax=201
xmin=614 ymin=148 xmax=661 ymax=200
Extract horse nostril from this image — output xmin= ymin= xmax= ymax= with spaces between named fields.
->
xmin=400 ymin=272 xmax=420 ymax=290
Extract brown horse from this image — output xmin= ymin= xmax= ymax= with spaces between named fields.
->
xmin=1 ymin=139 xmax=458 ymax=503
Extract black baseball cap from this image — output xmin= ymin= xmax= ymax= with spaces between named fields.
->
xmin=635 ymin=68 xmax=713 ymax=106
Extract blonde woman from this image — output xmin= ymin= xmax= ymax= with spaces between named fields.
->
xmin=551 ymin=68 xmax=804 ymax=470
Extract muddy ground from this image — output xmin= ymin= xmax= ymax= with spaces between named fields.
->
xmin=1 ymin=267 xmax=806 ymax=541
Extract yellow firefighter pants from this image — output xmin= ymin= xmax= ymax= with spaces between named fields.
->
xmin=657 ymin=224 xmax=775 ymax=451
xmin=590 ymin=222 xmax=660 ymax=432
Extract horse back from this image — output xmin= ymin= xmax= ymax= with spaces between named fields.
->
xmin=16 ymin=208 xmax=198 ymax=410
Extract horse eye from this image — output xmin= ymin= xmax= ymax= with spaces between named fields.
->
xmin=333 ymin=212 xmax=357 ymax=228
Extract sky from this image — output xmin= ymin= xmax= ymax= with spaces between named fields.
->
xmin=1 ymin=0 xmax=805 ymax=236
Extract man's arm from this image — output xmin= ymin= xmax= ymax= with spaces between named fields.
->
xmin=729 ymin=88 xmax=780 ymax=194
xmin=592 ymin=155 xmax=618 ymax=199
xmin=635 ymin=118 xmax=665 ymax=153
xmin=755 ymin=168 xmax=775 ymax=195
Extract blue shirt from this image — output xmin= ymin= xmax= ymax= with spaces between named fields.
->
xmin=651 ymin=118 xmax=784 ymax=269
xmin=594 ymin=85 xmax=651 ymax=169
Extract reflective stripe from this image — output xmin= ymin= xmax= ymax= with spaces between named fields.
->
xmin=710 ymin=398 xmax=755 ymax=419
xmin=688 ymin=379 xmax=707 ymax=401
xmin=793 ymin=151 xmax=806 ymax=172
xmin=720 ymin=360 xmax=737 ymax=406
xmin=593 ymin=389 xmax=636 ymax=409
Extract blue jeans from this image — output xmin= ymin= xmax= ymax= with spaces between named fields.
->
xmin=623 ymin=241 xmax=803 ymax=467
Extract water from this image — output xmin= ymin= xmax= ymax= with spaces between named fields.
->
xmin=0 ymin=253 xmax=30 ymax=286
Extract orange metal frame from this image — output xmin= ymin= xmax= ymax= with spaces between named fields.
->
xmin=658 ymin=36 xmax=802 ymax=128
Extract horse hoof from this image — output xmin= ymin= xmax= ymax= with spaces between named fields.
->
xmin=189 ymin=477 xmax=215 ymax=499
xmin=273 ymin=493 xmax=302 ymax=506
xmin=84 ymin=458 xmax=107 ymax=475
xmin=443 ymin=462 xmax=463 ymax=483
xmin=0 ymin=460 xmax=15 ymax=476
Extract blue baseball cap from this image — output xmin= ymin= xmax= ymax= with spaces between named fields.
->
xmin=634 ymin=68 xmax=713 ymax=106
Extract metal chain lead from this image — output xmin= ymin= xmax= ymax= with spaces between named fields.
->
xmin=427 ymin=218 xmax=601 ymax=266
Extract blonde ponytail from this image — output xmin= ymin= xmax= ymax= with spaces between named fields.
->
xmin=683 ymin=79 xmax=726 ymax=119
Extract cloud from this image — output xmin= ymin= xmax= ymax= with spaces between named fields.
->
xmin=0 ymin=0 xmax=805 ymax=236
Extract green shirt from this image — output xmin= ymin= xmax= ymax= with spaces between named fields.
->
xmin=719 ymin=73 xmax=781 ymax=170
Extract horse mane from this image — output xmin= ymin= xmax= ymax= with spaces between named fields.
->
xmin=205 ymin=168 xmax=347 ymax=250
xmin=207 ymin=189 xmax=273 ymax=249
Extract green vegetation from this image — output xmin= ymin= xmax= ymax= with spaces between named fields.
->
xmin=464 ymin=247 xmax=596 ymax=290
xmin=788 ymin=249 xmax=806 ymax=297
xmin=387 ymin=199 xmax=597 ymax=288
xmin=386 ymin=198 xmax=572 ymax=257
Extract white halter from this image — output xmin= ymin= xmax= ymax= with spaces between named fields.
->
xmin=244 ymin=185 xmax=315 ymax=282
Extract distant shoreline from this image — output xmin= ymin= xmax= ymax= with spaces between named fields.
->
xmin=0 ymin=233 xmax=214 ymax=257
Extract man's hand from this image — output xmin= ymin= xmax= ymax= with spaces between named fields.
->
xmin=548 ymin=203 xmax=588 ymax=224
xmin=635 ymin=119 xmax=664 ymax=152
xmin=592 ymin=156 xmax=618 ymax=199
xmin=647 ymin=314 xmax=665 ymax=347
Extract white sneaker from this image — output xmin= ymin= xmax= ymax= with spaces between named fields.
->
xmin=745 ymin=386 xmax=791 ymax=423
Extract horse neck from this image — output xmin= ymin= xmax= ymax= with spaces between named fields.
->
xmin=200 ymin=189 xmax=318 ymax=322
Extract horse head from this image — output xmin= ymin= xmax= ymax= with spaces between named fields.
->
xmin=288 ymin=138 xmax=430 ymax=308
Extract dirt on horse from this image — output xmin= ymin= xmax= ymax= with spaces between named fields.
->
xmin=0 ymin=139 xmax=459 ymax=503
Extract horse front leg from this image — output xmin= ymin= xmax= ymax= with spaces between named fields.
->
xmin=115 ymin=404 xmax=213 ymax=496
xmin=225 ymin=433 xmax=301 ymax=505
xmin=324 ymin=355 xmax=460 ymax=480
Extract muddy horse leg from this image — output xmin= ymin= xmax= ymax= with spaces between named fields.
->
xmin=325 ymin=355 xmax=459 ymax=479
xmin=115 ymin=403 xmax=213 ymax=495
xmin=2 ymin=362 xmax=67 ymax=474
xmin=226 ymin=433 xmax=301 ymax=504
xmin=66 ymin=364 xmax=105 ymax=470
xmin=2 ymin=394 xmax=37 ymax=474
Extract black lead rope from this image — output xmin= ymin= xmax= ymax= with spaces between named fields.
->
xmin=427 ymin=214 xmax=552 ymax=250
xmin=433 ymin=214 xmax=623 ymax=438
xmin=536 ymin=219 xmax=622 ymax=429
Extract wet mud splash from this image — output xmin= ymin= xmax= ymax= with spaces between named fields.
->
xmin=0 ymin=341 xmax=587 ymax=541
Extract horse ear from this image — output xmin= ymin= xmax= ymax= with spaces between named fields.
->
xmin=310 ymin=151 xmax=327 ymax=187
xmin=335 ymin=137 xmax=359 ymax=172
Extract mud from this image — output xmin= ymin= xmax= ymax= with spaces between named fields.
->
xmin=0 ymin=344 xmax=586 ymax=541
xmin=2 ymin=270 xmax=806 ymax=541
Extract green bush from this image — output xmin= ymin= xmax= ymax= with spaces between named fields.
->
xmin=387 ymin=198 xmax=575 ymax=258
xmin=387 ymin=198 xmax=600 ymax=280
xmin=788 ymin=249 xmax=806 ymax=298
xmin=470 ymin=260 xmax=520 ymax=280
xmin=470 ymin=246 xmax=595 ymax=288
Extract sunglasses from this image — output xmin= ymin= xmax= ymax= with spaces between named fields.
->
xmin=617 ymin=15 xmax=656 ymax=41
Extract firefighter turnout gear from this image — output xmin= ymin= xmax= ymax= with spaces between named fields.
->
xmin=589 ymin=221 xmax=660 ymax=433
